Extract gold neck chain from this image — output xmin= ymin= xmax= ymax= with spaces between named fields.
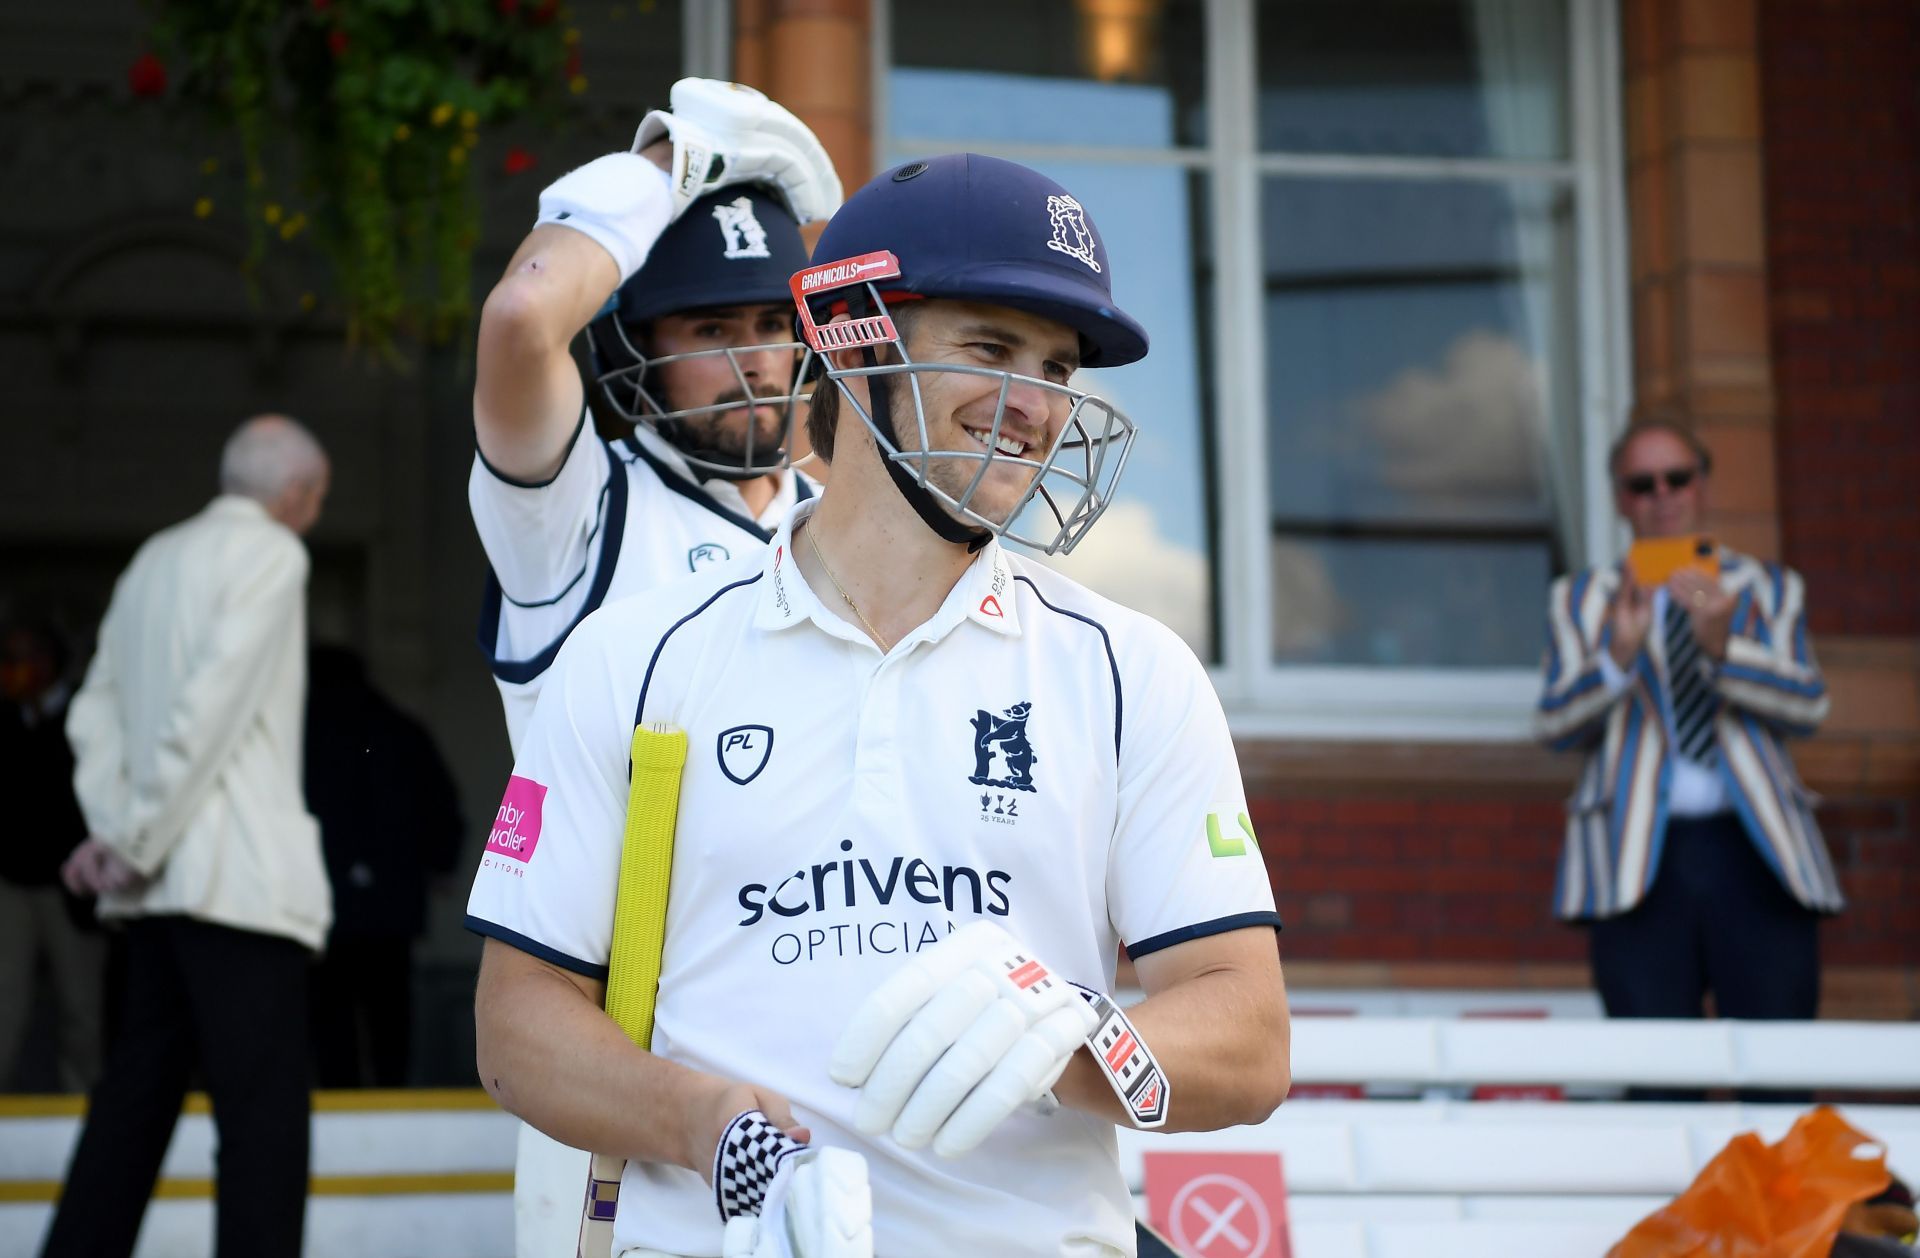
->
xmin=806 ymin=523 xmax=892 ymax=652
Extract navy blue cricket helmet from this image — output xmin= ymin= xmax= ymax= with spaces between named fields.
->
xmin=588 ymin=182 xmax=814 ymax=480
xmin=805 ymin=153 xmax=1148 ymax=368
xmin=793 ymin=154 xmax=1145 ymax=555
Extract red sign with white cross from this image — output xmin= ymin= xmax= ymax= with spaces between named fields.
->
xmin=1143 ymin=1151 xmax=1292 ymax=1258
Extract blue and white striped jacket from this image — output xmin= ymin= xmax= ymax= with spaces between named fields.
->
xmin=1534 ymin=549 xmax=1843 ymax=920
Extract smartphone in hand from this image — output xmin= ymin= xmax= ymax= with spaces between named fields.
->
xmin=1627 ymin=535 xmax=1718 ymax=587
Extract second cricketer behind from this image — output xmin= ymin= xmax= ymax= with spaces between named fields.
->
xmin=468 ymin=78 xmax=841 ymax=1252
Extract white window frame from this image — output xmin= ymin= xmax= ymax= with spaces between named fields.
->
xmin=684 ymin=3 xmax=732 ymax=79
xmin=876 ymin=0 xmax=1631 ymax=743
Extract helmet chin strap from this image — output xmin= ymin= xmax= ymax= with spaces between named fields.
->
xmin=862 ymin=347 xmax=992 ymax=553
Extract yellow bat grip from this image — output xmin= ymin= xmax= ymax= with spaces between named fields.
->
xmin=604 ymin=723 xmax=686 ymax=1047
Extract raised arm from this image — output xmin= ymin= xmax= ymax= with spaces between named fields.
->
xmin=473 ymin=156 xmax=665 ymax=484
xmin=474 ymin=78 xmax=843 ymax=484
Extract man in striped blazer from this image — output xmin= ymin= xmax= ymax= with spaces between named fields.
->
xmin=1536 ymin=420 xmax=1841 ymax=1025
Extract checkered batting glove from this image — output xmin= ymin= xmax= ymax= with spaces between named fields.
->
xmin=715 ymin=1111 xmax=872 ymax=1258
xmin=714 ymin=1110 xmax=808 ymax=1220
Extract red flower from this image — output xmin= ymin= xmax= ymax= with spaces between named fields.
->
xmin=311 ymin=0 xmax=331 ymax=10
xmin=127 ymin=52 xmax=167 ymax=98
xmin=327 ymin=29 xmax=350 ymax=57
xmin=564 ymin=47 xmax=582 ymax=77
xmin=503 ymin=147 xmax=537 ymax=176
xmin=496 ymin=0 xmax=520 ymax=14
xmin=530 ymin=0 xmax=558 ymax=25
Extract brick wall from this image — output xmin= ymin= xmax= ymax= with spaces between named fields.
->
xmin=1253 ymin=791 xmax=1918 ymax=1001
xmin=1755 ymin=0 xmax=1920 ymax=1016
xmin=1254 ymin=796 xmax=1580 ymax=966
xmin=1759 ymin=0 xmax=1920 ymax=637
xmin=1824 ymin=797 xmax=1920 ymax=968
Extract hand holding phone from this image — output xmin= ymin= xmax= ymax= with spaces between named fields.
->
xmin=1607 ymin=575 xmax=1655 ymax=669
xmin=1627 ymin=535 xmax=1718 ymax=588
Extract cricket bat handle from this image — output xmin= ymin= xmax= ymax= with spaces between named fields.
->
xmin=576 ymin=1153 xmax=623 ymax=1258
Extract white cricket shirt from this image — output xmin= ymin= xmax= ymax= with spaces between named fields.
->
xmin=466 ymin=500 xmax=1281 ymax=1258
xmin=469 ymin=413 xmax=812 ymax=751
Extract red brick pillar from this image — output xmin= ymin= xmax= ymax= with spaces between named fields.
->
xmin=1622 ymin=0 xmax=1779 ymax=559
xmin=734 ymin=0 xmax=873 ymax=200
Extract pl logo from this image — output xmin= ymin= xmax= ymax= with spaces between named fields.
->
xmin=688 ymin=542 xmax=731 ymax=571
xmin=717 ymin=724 xmax=774 ymax=785
xmin=970 ymin=701 xmax=1037 ymax=793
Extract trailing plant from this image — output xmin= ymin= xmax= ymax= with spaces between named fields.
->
xmin=138 ymin=0 xmax=580 ymax=360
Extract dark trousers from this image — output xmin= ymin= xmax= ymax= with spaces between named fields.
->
xmin=310 ymin=935 xmax=413 ymax=1089
xmin=41 ymin=916 xmax=313 ymax=1258
xmin=1589 ymin=812 xmax=1821 ymax=1100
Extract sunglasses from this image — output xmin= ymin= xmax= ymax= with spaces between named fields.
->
xmin=1620 ymin=467 xmax=1698 ymax=497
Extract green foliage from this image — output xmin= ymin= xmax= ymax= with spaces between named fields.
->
xmin=150 ymin=0 xmax=573 ymax=361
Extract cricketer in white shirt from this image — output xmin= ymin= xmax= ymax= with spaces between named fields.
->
xmin=471 ymin=414 xmax=813 ymax=752
xmin=466 ymin=499 xmax=1283 ymax=1257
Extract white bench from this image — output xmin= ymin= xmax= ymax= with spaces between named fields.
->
xmin=4 ymin=1098 xmax=1912 ymax=1258
xmin=1116 ymin=1099 xmax=1920 ymax=1258
xmin=3 ymin=1019 xmax=1915 ymax=1258
xmin=1115 ymin=1016 xmax=1920 ymax=1257
xmin=1288 ymin=1016 xmax=1920 ymax=1091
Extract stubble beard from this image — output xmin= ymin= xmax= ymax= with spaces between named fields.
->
xmin=880 ymin=377 xmax=1040 ymax=528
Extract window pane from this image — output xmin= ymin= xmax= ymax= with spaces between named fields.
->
xmin=1031 ymin=164 xmax=1217 ymax=661
xmin=1262 ymin=176 xmax=1579 ymax=667
xmin=1275 ymin=536 xmax=1552 ymax=666
xmin=889 ymin=0 xmax=1209 ymax=148
xmin=1257 ymin=0 xmax=1569 ymax=160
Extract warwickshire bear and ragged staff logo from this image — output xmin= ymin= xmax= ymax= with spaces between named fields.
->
xmin=970 ymin=701 xmax=1037 ymax=793
xmin=711 ymin=194 xmax=771 ymax=259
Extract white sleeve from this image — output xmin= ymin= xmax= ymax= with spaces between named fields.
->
xmin=465 ymin=610 xmax=635 ymax=977
xmin=1107 ymin=626 xmax=1281 ymax=960
xmin=469 ymin=410 xmax=615 ymax=633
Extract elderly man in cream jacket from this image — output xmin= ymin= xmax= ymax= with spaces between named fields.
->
xmin=43 ymin=415 xmax=331 ymax=1258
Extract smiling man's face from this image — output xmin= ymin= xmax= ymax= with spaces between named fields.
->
xmin=884 ymin=298 xmax=1082 ymax=526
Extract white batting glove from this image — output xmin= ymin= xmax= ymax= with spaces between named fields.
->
xmin=633 ymin=78 xmax=843 ymax=224
xmin=714 ymin=1111 xmax=872 ymax=1258
xmin=829 ymin=921 xmax=1099 ymax=1159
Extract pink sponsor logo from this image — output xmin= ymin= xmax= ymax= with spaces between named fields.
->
xmin=488 ymin=775 xmax=547 ymax=863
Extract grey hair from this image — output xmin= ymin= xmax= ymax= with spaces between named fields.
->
xmin=218 ymin=415 xmax=328 ymax=501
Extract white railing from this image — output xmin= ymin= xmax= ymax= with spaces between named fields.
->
xmin=2 ymin=1018 xmax=1915 ymax=1258
xmin=1287 ymin=1016 xmax=1920 ymax=1091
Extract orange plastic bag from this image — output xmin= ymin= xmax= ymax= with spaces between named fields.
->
xmin=1610 ymin=1107 xmax=1892 ymax=1258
